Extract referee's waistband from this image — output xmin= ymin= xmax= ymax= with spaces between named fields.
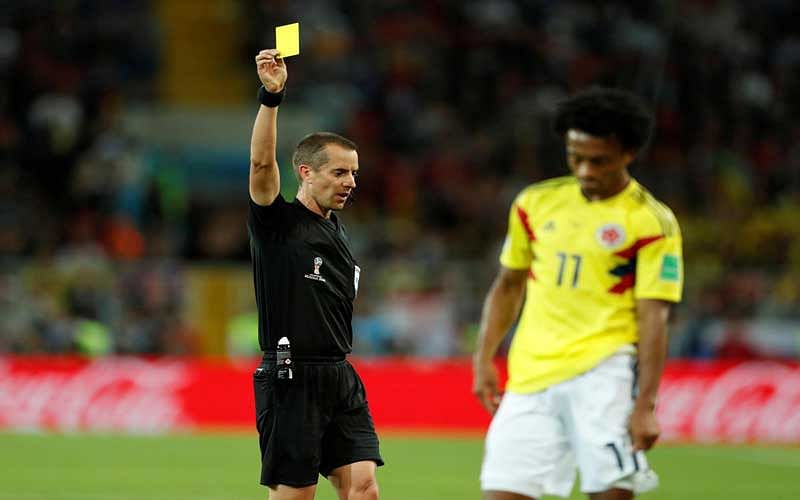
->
xmin=261 ymin=351 xmax=346 ymax=363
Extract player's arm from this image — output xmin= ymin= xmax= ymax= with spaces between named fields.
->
xmin=249 ymin=49 xmax=287 ymax=206
xmin=472 ymin=266 xmax=527 ymax=415
xmin=630 ymin=298 xmax=671 ymax=451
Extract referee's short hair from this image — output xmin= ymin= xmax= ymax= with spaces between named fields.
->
xmin=292 ymin=132 xmax=358 ymax=180
xmin=553 ymin=87 xmax=654 ymax=154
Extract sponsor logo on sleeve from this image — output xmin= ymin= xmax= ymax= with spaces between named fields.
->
xmin=660 ymin=254 xmax=680 ymax=281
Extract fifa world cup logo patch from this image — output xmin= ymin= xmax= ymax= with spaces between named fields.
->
xmin=305 ymin=257 xmax=327 ymax=282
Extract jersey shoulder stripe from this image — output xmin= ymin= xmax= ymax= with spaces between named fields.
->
xmin=631 ymin=184 xmax=679 ymax=237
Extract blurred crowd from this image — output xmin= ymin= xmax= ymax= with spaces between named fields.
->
xmin=0 ymin=1 xmax=196 ymax=354
xmin=2 ymin=0 xmax=799 ymax=358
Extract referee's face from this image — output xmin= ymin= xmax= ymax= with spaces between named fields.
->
xmin=309 ymin=144 xmax=359 ymax=213
xmin=565 ymin=129 xmax=634 ymax=201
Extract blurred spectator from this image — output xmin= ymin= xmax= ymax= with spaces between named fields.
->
xmin=3 ymin=0 xmax=800 ymax=357
xmin=715 ymin=321 xmax=762 ymax=360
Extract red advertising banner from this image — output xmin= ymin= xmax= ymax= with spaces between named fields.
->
xmin=1 ymin=357 xmax=798 ymax=443
xmin=0 ymin=357 xmax=254 ymax=432
xmin=657 ymin=360 xmax=800 ymax=443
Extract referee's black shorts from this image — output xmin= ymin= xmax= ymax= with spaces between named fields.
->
xmin=253 ymin=354 xmax=384 ymax=487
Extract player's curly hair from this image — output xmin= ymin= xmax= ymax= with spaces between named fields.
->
xmin=553 ymin=87 xmax=654 ymax=154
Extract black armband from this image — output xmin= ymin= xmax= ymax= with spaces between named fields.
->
xmin=258 ymin=85 xmax=285 ymax=107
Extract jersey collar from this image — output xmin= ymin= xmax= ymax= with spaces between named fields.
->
xmin=580 ymin=178 xmax=639 ymax=205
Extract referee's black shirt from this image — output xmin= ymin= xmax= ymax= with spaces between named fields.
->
xmin=248 ymin=194 xmax=360 ymax=357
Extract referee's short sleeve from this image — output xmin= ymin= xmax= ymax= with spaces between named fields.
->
xmin=249 ymin=194 xmax=289 ymax=231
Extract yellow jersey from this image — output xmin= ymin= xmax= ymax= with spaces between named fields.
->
xmin=499 ymin=176 xmax=683 ymax=393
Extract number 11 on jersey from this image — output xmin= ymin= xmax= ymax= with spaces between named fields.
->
xmin=556 ymin=252 xmax=582 ymax=287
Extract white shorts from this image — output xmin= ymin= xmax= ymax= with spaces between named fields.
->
xmin=480 ymin=352 xmax=659 ymax=498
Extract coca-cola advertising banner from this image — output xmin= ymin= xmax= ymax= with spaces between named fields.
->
xmin=657 ymin=360 xmax=800 ymax=443
xmin=1 ymin=357 xmax=798 ymax=443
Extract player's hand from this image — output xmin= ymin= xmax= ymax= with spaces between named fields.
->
xmin=473 ymin=360 xmax=502 ymax=415
xmin=629 ymin=405 xmax=660 ymax=451
xmin=255 ymin=49 xmax=287 ymax=93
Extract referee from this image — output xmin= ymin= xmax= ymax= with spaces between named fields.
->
xmin=248 ymin=49 xmax=383 ymax=500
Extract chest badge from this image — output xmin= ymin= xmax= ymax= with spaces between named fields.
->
xmin=304 ymin=257 xmax=327 ymax=282
xmin=595 ymin=223 xmax=626 ymax=250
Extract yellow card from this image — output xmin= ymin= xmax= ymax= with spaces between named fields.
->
xmin=275 ymin=23 xmax=300 ymax=58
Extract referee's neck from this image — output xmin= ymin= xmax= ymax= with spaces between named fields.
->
xmin=296 ymin=189 xmax=331 ymax=218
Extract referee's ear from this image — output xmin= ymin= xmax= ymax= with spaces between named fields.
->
xmin=298 ymin=164 xmax=314 ymax=184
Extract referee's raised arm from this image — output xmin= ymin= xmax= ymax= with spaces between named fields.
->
xmin=249 ymin=49 xmax=287 ymax=206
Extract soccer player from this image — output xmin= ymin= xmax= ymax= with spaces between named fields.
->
xmin=248 ymin=49 xmax=383 ymax=500
xmin=473 ymin=88 xmax=683 ymax=500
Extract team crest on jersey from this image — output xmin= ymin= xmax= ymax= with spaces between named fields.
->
xmin=595 ymin=223 xmax=626 ymax=250
xmin=304 ymin=257 xmax=327 ymax=282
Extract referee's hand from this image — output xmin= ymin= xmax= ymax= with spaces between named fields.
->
xmin=256 ymin=49 xmax=287 ymax=93
xmin=473 ymin=360 xmax=502 ymax=415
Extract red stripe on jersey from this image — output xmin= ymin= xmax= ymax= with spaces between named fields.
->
xmin=516 ymin=205 xmax=536 ymax=241
xmin=609 ymin=274 xmax=635 ymax=294
xmin=608 ymin=235 xmax=664 ymax=295
xmin=613 ymin=235 xmax=663 ymax=259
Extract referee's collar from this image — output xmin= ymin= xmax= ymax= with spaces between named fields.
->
xmin=293 ymin=197 xmax=340 ymax=229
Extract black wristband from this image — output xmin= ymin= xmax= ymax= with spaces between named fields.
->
xmin=258 ymin=85 xmax=285 ymax=107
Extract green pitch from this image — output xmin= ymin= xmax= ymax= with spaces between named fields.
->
xmin=0 ymin=432 xmax=797 ymax=499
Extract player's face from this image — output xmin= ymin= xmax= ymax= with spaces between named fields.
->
xmin=565 ymin=129 xmax=634 ymax=200
xmin=309 ymin=144 xmax=358 ymax=212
